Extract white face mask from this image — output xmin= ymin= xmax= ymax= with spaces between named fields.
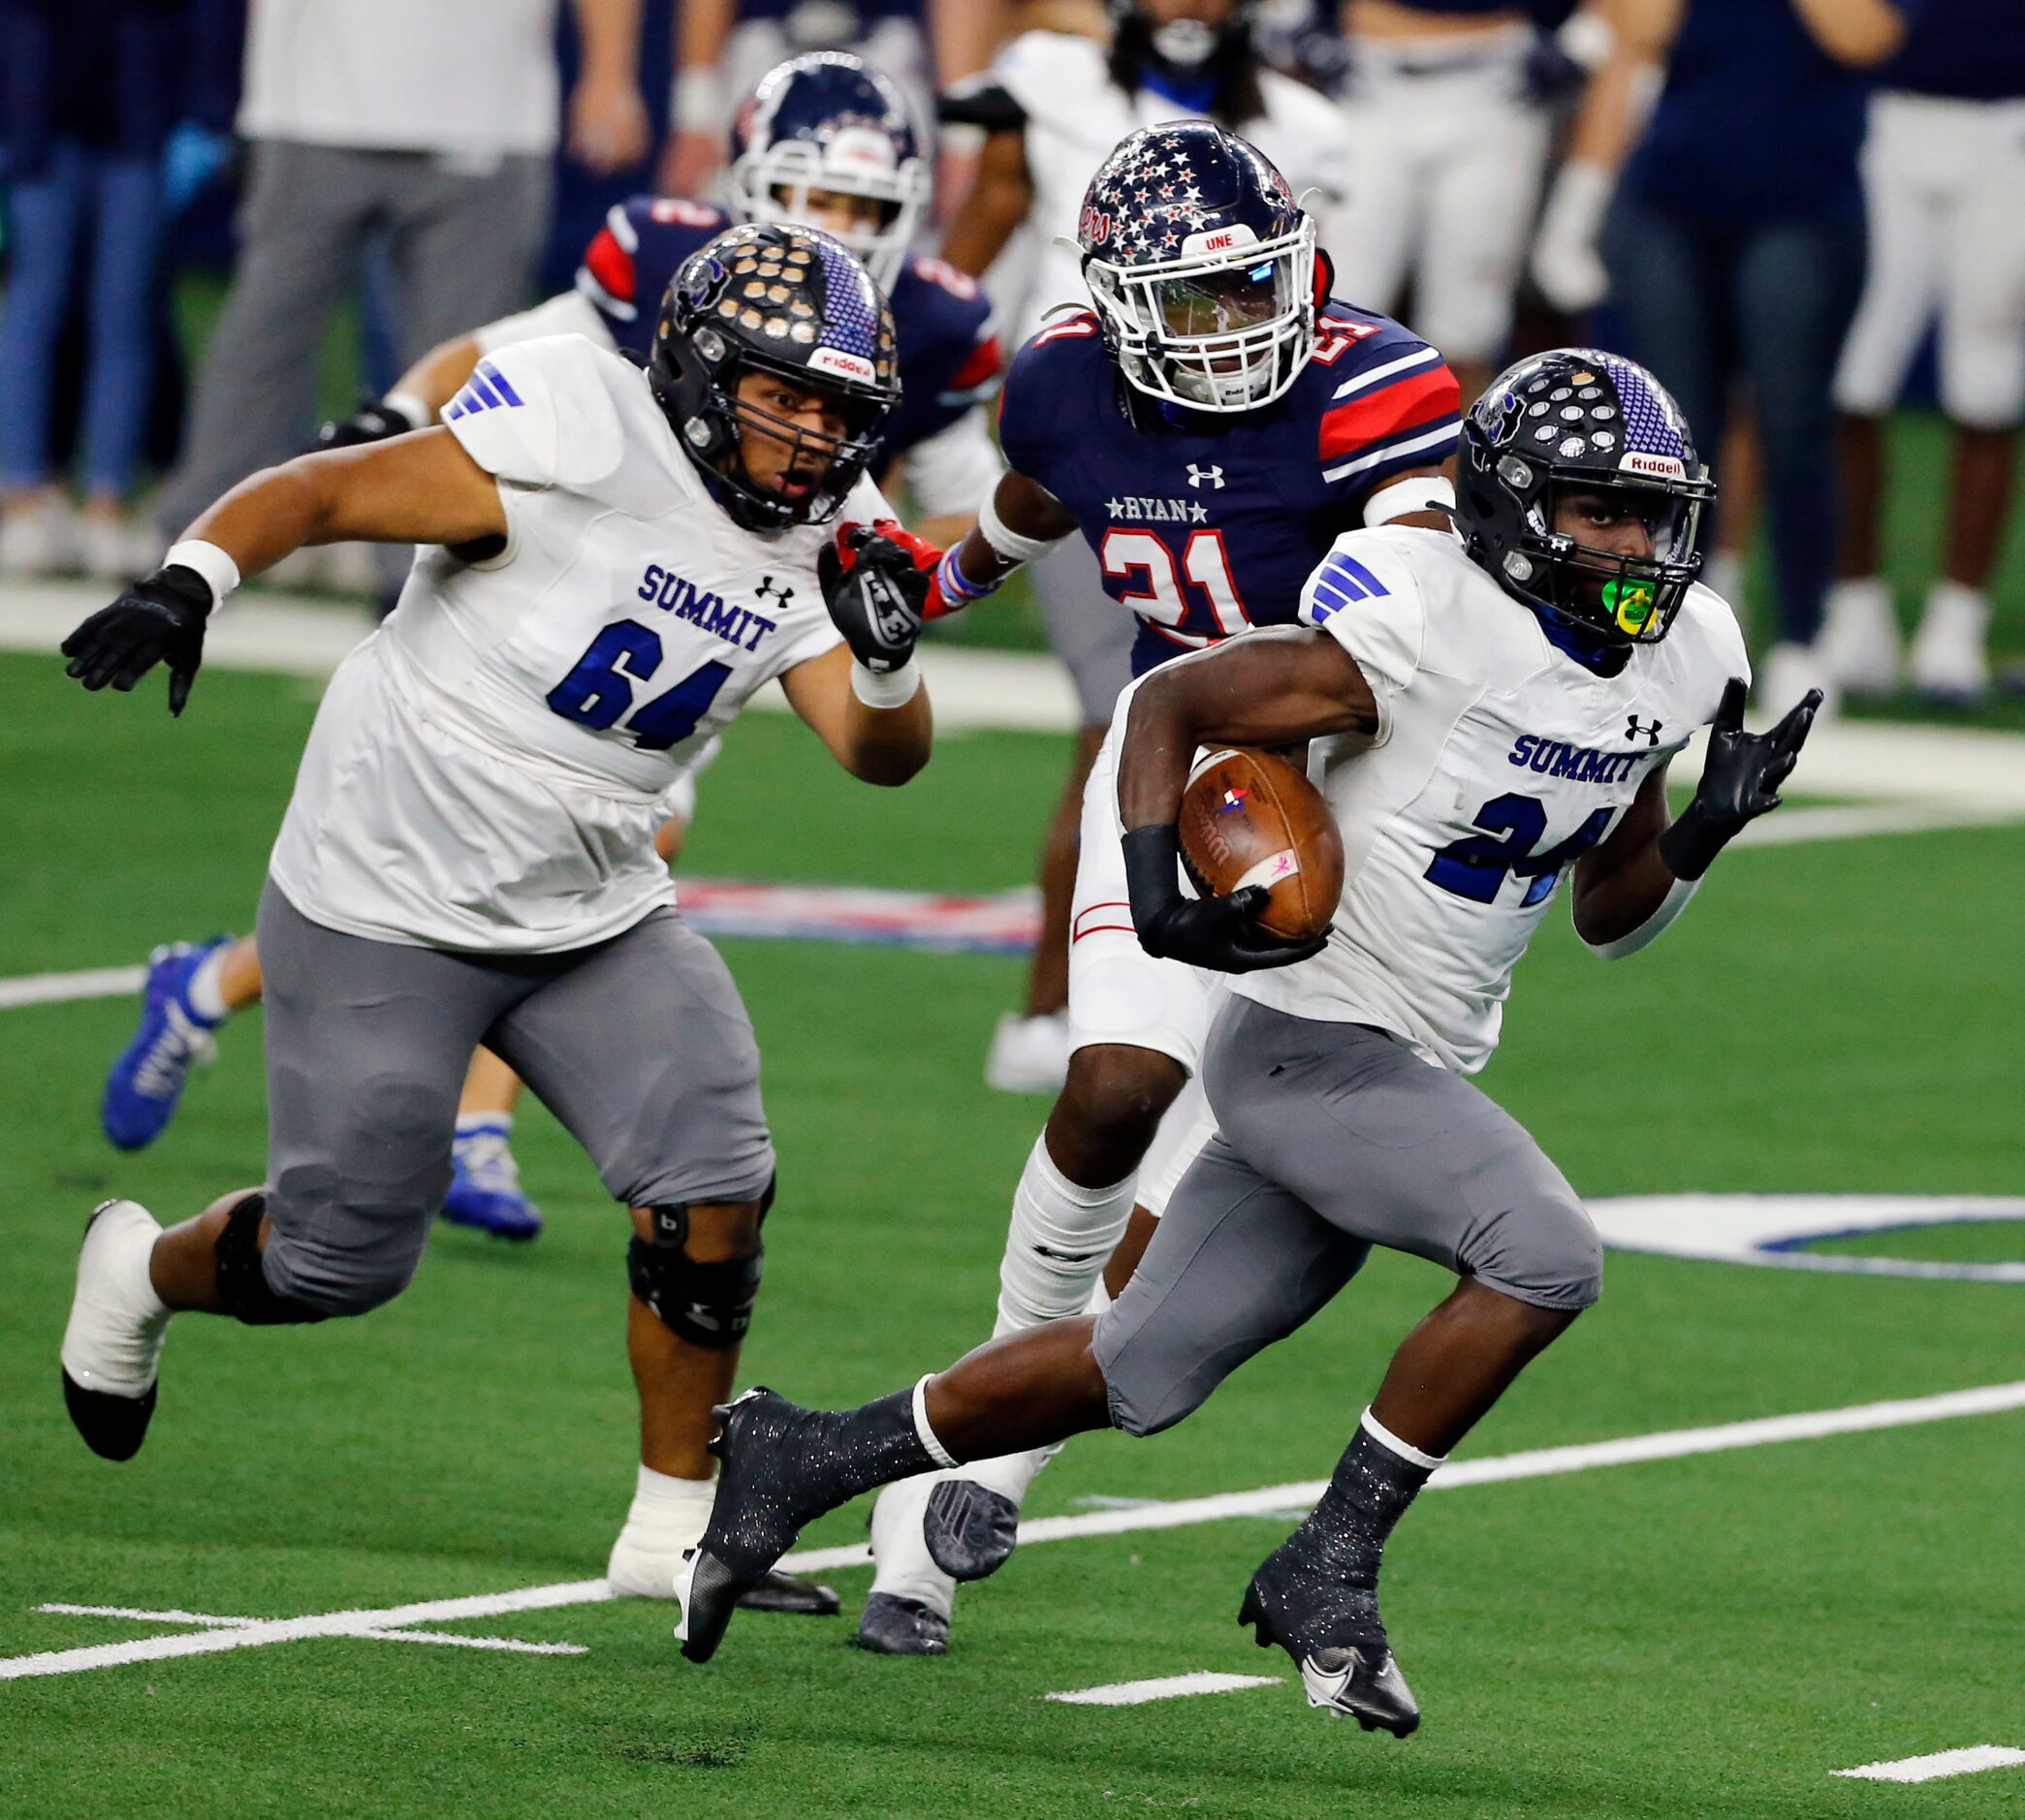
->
xmin=1150 ymin=16 xmax=1219 ymax=68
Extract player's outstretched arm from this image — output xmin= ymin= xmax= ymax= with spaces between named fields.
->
xmin=61 ymin=433 xmax=507 ymax=714
xmin=1116 ymin=628 xmax=1378 ymax=974
xmin=779 ymin=645 xmax=933 ymax=788
xmin=1572 ymin=677 xmax=1822 ymax=956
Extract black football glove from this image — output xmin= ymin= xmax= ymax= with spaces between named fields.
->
xmin=818 ymin=524 xmax=933 ymax=675
xmin=1659 ymin=676 xmax=1821 ymax=880
xmin=61 ymin=564 xmax=216 ymax=716
xmin=313 ymin=393 xmax=420 ymax=453
xmin=1123 ymin=825 xmax=1329 ymax=975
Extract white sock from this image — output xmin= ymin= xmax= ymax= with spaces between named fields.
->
xmin=455 ymin=1112 xmax=512 ymax=1144
xmin=182 ymin=946 xmax=232 ymax=1024
xmin=1922 ymin=578 xmax=1989 ymax=625
xmin=995 ymin=1135 xmax=1136 ymax=1335
xmin=1360 ymin=1406 xmax=1448 ymax=1472
xmin=619 ymin=1461 xmax=714 ymax=1545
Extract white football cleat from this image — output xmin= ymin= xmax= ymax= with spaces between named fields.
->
xmin=1816 ymin=578 xmax=1901 ymax=697
xmin=61 ymin=1200 xmax=173 ymax=1460
xmin=0 ymin=492 xmax=77 ymax=578
xmin=1908 ymin=581 xmax=1990 ymax=706
xmin=984 ymin=1012 xmax=1072 ymax=1095
xmin=1755 ymin=643 xmax=1840 ymax=725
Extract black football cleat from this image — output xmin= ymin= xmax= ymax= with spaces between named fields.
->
xmin=922 ymin=1477 xmax=1021 ymax=1583
xmin=1238 ymin=1548 xmax=1420 ymax=1737
xmin=854 ymin=1592 xmax=950 ymax=1656
xmin=676 ymin=1389 xmax=819 ymax=1664
xmin=739 ymin=1569 xmax=839 ymax=1616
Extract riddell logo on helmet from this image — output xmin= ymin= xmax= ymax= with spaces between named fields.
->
xmin=1619 ymin=451 xmax=1687 ymax=479
xmin=808 ymin=347 xmax=876 ymax=384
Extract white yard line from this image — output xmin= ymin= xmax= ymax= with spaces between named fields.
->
xmin=0 ymin=965 xmax=145 ymax=1012
xmin=1833 ymin=1745 xmax=2025 ymax=1784
xmin=14 ymin=1382 xmax=2017 ymax=1683
xmin=1046 ymin=1672 xmax=1281 ymax=1707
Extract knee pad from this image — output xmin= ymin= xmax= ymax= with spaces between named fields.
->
xmin=627 ymin=1193 xmax=767 ymax=1350
xmin=214 ymin=1194 xmax=329 ymax=1327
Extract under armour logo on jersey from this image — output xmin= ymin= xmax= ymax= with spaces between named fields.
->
xmin=754 ymin=576 xmax=794 ymax=608
xmin=1626 ymin=714 xmax=1663 ymax=745
xmin=442 ymin=360 xmax=526 ymax=421
xmin=1187 ymin=463 xmax=1225 ymax=489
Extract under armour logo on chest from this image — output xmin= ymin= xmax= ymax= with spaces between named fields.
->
xmin=1187 ymin=463 xmax=1224 ymax=489
xmin=755 ymin=576 xmax=794 ymax=608
xmin=1626 ymin=714 xmax=1663 ymax=745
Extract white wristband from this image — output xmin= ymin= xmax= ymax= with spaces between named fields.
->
xmin=979 ymin=482 xmax=1070 ymax=567
xmin=850 ymin=657 xmax=922 ymax=709
xmin=671 ymin=67 xmax=726 ymax=133
xmin=1363 ymin=474 xmax=1454 ymax=527
xmin=381 ymin=389 xmax=433 ymax=431
xmin=1586 ymin=874 xmax=1699 ymax=959
xmin=163 ymin=539 xmax=241 ymax=608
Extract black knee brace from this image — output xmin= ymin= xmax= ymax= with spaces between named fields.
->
xmin=214 ymin=1193 xmax=328 ymax=1327
xmin=626 ymin=1189 xmax=769 ymax=1350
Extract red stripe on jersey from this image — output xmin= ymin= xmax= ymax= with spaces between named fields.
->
xmin=948 ymin=334 xmax=1004 ymax=393
xmin=582 ymin=226 xmax=637 ymax=305
xmin=1317 ymin=363 xmax=1461 ymax=462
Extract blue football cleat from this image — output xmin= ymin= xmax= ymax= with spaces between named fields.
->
xmin=440 ymin=1120 xmax=543 ymax=1240
xmin=101 ymin=938 xmax=231 ymax=1151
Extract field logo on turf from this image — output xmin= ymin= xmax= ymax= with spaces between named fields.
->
xmin=1587 ymin=1194 xmax=2025 ymax=1283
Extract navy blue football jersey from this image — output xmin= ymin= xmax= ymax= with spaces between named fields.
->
xmin=997 ymin=303 xmax=1461 ymax=675
xmin=575 ymin=195 xmax=1001 ymax=459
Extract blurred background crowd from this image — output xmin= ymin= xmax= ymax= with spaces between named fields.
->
xmin=1 ymin=0 xmax=2020 ymax=717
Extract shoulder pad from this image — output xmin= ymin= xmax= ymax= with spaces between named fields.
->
xmin=443 ymin=335 xmax=628 ymax=491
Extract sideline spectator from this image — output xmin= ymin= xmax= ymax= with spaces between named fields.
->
xmin=0 ymin=0 xmax=198 ymax=580
xmin=1820 ymin=0 xmax=2025 ymax=705
xmin=1332 ymin=0 xmax=1578 ymax=403
xmin=1582 ymin=0 xmax=1907 ymax=713
xmin=154 ymin=0 xmax=648 ymax=546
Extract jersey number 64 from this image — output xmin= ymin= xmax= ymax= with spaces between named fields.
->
xmin=546 ymin=619 xmax=732 ymax=750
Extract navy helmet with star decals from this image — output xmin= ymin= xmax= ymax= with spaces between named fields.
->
xmin=649 ymin=221 xmax=901 ymax=531
xmin=1075 ymin=120 xmax=1317 ymax=414
xmin=1456 ymin=348 xmax=1717 ymax=645
xmin=726 ymin=51 xmax=932 ymax=296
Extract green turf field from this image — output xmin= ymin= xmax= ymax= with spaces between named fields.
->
xmin=3 ymin=648 xmax=2022 ymax=1817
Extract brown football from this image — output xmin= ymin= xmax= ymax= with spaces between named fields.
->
xmin=1178 ymin=747 xmax=1345 ymax=942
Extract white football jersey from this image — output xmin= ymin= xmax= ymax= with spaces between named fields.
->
xmin=992 ymin=30 xmax=1354 ymax=346
xmin=1232 ymin=526 xmax=1747 ymax=1073
xmin=269 ymin=333 xmax=876 ymax=953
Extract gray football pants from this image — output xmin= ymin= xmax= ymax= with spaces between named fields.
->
xmin=254 ymin=883 xmax=775 ymax=1317
xmin=158 ymin=140 xmax=552 ymax=535
xmin=1093 ymin=996 xmax=1603 ymax=1437
xmin=1031 ymin=536 xmax=1137 ymax=729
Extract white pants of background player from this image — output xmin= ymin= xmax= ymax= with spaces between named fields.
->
xmin=1331 ymin=25 xmax=1551 ymax=371
xmin=870 ymin=689 xmax=1220 ymax=1616
xmin=1833 ymin=92 xmax=2025 ymax=432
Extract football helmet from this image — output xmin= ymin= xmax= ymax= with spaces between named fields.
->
xmin=1077 ymin=120 xmax=1316 ymax=414
xmin=1456 ymin=349 xmax=1716 ymax=645
xmin=650 ymin=223 xmax=901 ymax=532
xmin=726 ymin=52 xmax=931 ymax=295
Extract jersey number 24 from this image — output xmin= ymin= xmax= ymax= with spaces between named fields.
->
xmin=1426 ymin=794 xmax=1613 ymax=907
xmin=546 ymin=619 xmax=731 ymax=750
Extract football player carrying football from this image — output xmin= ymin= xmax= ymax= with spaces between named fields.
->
xmin=97 ymin=51 xmax=1002 ymax=1246
xmin=59 ymin=225 xmax=938 ymax=1615
xmin=673 ymin=348 xmax=1822 ymax=1736
xmin=855 ymin=119 xmax=1461 ymax=1655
